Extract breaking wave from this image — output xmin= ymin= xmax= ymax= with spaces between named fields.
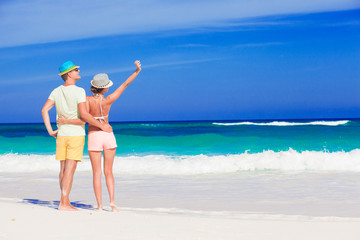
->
xmin=213 ymin=120 xmax=349 ymax=126
xmin=1 ymin=149 xmax=360 ymax=175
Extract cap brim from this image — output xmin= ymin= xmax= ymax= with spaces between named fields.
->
xmin=91 ymin=80 xmax=113 ymax=88
xmin=58 ymin=66 xmax=80 ymax=76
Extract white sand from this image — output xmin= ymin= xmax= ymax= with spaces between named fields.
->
xmin=1 ymin=201 xmax=359 ymax=240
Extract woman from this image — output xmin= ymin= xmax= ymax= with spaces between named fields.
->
xmin=59 ymin=60 xmax=141 ymax=211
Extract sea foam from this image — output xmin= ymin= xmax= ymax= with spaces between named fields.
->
xmin=1 ymin=149 xmax=360 ymax=175
xmin=213 ymin=120 xmax=349 ymax=126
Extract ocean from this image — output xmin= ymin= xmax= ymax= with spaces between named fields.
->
xmin=1 ymin=119 xmax=359 ymax=174
xmin=1 ymin=119 xmax=360 ymax=216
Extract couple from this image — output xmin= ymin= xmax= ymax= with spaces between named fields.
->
xmin=41 ymin=60 xmax=141 ymax=211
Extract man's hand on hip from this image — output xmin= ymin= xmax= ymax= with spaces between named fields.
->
xmin=100 ymin=124 xmax=113 ymax=133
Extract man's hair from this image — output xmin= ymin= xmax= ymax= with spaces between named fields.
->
xmin=91 ymin=86 xmax=104 ymax=94
xmin=61 ymin=73 xmax=68 ymax=81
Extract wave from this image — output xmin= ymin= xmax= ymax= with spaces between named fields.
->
xmin=213 ymin=120 xmax=349 ymax=126
xmin=1 ymin=149 xmax=360 ymax=174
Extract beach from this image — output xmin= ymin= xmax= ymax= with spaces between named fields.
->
xmin=1 ymin=120 xmax=360 ymax=239
xmin=1 ymin=169 xmax=360 ymax=239
xmin=1 ymin=198 xmax=360 ymax=240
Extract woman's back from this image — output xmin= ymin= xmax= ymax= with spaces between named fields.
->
xmin=87 ymin=95 xmax=112 ymax=132
xmin=87 ymin=60 xmax=141 ymax=133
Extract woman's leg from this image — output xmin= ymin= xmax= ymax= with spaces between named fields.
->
xmin=89 ymin=151 xmax=103 ymax=210
xmin=103 ymin=148 xmax=119 ymax=211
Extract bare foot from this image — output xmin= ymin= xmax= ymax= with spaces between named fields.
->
xmin=95 ymin=206 xmax=103 ymax=211
xmin=110 ymin=203 xmax=120 ymax=212
xmin=70 ymin=205 xmax=78 ymax=210
xmin=58 ymin=204 xmax=79 ymax=211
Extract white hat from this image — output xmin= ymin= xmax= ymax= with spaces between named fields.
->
xmin=91 ymin=73 xmax=113 ymax=88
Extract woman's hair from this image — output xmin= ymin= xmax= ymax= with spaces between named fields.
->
xmin=91 ymin=86 xmax=104 ymax=94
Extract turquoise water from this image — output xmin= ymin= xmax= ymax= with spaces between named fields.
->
xmin=0 ymin=119 xmax=359 ymax=156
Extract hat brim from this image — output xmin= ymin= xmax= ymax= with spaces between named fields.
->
xmin=58 ymin=66 xmax=80 ymax=76
xmin=90 ymin=80 xmax=113 ymax=88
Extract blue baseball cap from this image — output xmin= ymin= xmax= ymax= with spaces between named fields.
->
xmin=58 ymin=61 xmax=80 ymax=76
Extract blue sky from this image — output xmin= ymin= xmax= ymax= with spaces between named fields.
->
xmin=0 ymin=0 xmax=359 ymax=123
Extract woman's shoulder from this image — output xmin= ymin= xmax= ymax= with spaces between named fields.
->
xmin=103 ymin=97 xmax=114 ymax=107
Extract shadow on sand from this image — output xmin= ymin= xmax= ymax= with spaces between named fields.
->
xmin=22 ymin=198 xmax=94 ymax=210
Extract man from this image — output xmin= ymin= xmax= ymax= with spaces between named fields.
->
xmin=41 ymin=60 xmax=111 ymax=211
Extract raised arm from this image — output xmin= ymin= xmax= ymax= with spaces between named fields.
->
xmin=41 ymin=99 xmax=58 ymax=138
xmin=78 ymin=102 xmax=112 ymax=132
xmin=106 ymin=60 xmax=141 ymax=104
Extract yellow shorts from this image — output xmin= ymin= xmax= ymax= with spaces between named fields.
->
xmin=56 ymin=136 xmax=85 ymax=161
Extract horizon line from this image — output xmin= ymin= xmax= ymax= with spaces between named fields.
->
xmin=1 ymin=117 xmax=358 ymax=125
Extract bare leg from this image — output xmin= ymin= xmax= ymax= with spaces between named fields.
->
xmin=103 ymin=148 xmax=119 ymax=212
xmin=58 ymin=159 xmax=78 ymax=211
xmin=59 ymin=161 xmax=65 ymax=191
xmin=89 ymin=151 xmax=103 ymax=210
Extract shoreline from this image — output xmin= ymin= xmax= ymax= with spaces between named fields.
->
xmin=1 ymin=171 xmax=360 ymax=218
xmin=1 ymin=199 xmax=359 ymax=240
xmin=3 ymin=197 xmax=360 ymax=222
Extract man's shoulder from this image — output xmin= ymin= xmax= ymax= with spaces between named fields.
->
xmin=73 ymin=85 xmax=85 ymax=90
xmin=52 ymin=85 xmax=63 ymax=91
xmin=62 ymin=85 xmax=85 ymax=93
xmin=49 ymin=85 xmax=63 ymax=95
xmin=50 ymin=85 xmax=85 ymax=96
xmin=72 ymin=85 xmax=86 ymax=93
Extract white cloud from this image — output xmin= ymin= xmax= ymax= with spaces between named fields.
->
xmin=176 ymin=44 xmax=210 ymax=48
xmin=4 ymin=57 xmax=224 ymax=85
xmin=234 ymin=42 xmax=285 ymax=48
xmin=82 ymin=57 xmax=226 ymax=75
xmin=324 ymin=20 xmax=360 ymax=26
xmin=0 ymin=0 xmax=358 ymax=48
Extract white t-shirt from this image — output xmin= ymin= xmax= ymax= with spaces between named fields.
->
xmin=48 ymin=85 xmax=86 ymax=136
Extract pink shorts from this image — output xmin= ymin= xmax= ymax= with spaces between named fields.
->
xmin=88 ymin=131 xmax=117 ymax=151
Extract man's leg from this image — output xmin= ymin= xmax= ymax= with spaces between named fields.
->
xmin=59 ymin=160 xmax=65 ymax=191
xmin=57 ymin=136 xmax=66 ymax=191
xmin=58 ymin=159 xmax=78 ymax=211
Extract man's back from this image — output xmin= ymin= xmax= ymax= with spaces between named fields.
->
xmin=49 ymin=85 xmax=86 ymax=136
